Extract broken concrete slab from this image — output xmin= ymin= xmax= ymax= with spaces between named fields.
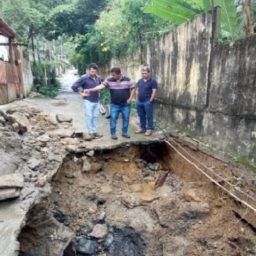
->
xmin=49 ymin=128 xmax=74 ymax=138
xmin=0 ymin=188 xmax=21 ymax=201
xmin=56 ymin=114 xmax=72 ymax=123
xmin=8 ymin=112 xmax=31 ymax=133
xmin=27 ymin=158 xmax=41 ymax=170
xmin=0 ymin=173 xmax=24 ymax=189
xmin=37 ymin=134 xmax=50 ymax=143
xmin=82 ymin=157 xmax=91 ymax=172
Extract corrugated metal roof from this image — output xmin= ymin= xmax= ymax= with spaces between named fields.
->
xmin=0 ymin=17 xmax=16 ymax=38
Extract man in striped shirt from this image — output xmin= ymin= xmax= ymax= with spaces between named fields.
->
xmin=85 ymin=67 xmax=135 ymax=140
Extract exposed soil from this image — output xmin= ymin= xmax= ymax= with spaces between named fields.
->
xmin=18 ymin=143 xmax=256 ymax=256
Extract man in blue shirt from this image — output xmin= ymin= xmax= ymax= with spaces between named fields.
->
xmin=136 ymin=67 xmax=157 ymax=136
xmin=84 ymin=67 xmax=135 ymax=140
xmin=71 ymin=63 xmax=102 ymax=139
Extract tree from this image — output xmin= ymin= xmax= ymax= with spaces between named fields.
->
xmin=42 ymin=0 xmax=108 ymax=40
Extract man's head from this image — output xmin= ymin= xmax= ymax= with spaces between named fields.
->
xmin=88 ymin=63 xmax=98 ymax=77
xmin=110 ymin=67 xmax=122 ymax=80
xmin=141 ymin=66 xmax=151 ymax=80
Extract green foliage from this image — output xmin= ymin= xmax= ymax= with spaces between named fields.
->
xmin=144 ymin=0 xmax=240 ymax=40
xmin=100 ymin=88 xmax=111 ymax=104
xmin=144 ymin=0 xmax=202 ymax=23
xmin=32 ymin=60 xmax=60 ymax=97
xmin=0 ymin=0 xmax=44 ymax=41
xmin=233 ymin=155 xmax=256 ymax=173
xmin=71 ymin=0 xmax=172 ymax=68
xmin=69 ymin=31 xmax=112 ymax=74
xmin=42 ymin=0 xmax=108 ymax=40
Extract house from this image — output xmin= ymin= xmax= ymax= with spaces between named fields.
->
xmin=0 ymin=17 xmax=33 ymax=105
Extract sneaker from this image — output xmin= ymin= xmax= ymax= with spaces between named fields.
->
xmin=111 ymin=135 xmax=118 ymax=140
xmin=145 ymin=130 xmax=153 ymax=136
xmin=135 ymin=129 xmax=146 ymax=134
xmin=93 ymin=133 xmax=103 ymax=138
xmin=122 ymin=133 xmax=130 ymax=139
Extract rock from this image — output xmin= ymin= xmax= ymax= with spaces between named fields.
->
xmin=148 ymin=163 xmax=156 ymax=171
xmin=129 ymin=184 xmax=143 ymax=193
xmin=61 ymin=137 xmax=79 ymax=145
xmin=184 ymin=189 xmax=201 ymax=202
xmin=106 ymin=203 xmax=157 ymax=233
xmin=156 ymin=185 xmax=173 ymax=197
xmin=0 ymin=173 xmax=24 ymax=188
xmin=11 ymin=122 xmax=20 ymax=132
xmin=98 ymin=211 xmax=106 ymax=221
xmin=161 ymin=236 xmax=189 ymax=256
xmin=154 ymin=130 xmax=165 ymax=140
xmin=121 ymin=195 xmax=141 ymax=209
xmin=0 ymin=116 xmax=5 ymax=125
xmin=8 ymin=112 xmax=30 ymax=133
xmin=53 ymin=209 xmax=68 ymax=225
xmin=181 ymin=202 xmax=210 ymax=218
xmin=100 ymin=185 xmax=113 ymax=194
xmin=35 ymin=176 xmax=47 ymax=187
xmin=139 ymin=194 xmax=159 ymax=203
xmin=64 ymin=172 xmax=75 ymax=179
xmin=49 ymin=128 xmax=74 ymax=138
xmin=90 ymin=162 xmax=103 ymax=173
xmin=104 ymin=233 xmax=114 ymax=250
xmin=37 ymin=134 xmax=50 ymax=143
xmin=89 ymin=224 xmax=108 ymax=239
xmin=56 ymin=114 xmax=72 ymax=123
xmin=0 ymin=188 xmax=21 ymax=201
xmin=0 ymin=110 xmax=8 ymax=120
xmin=77 ymin=238 xmax=97 ymax=255
xmin=122 ymin=175 xmax=133 ymax=184
xmin=153 ymin=198 xmax=210 ymax=234
xmin=88 ymin=203 xmax=98 ymax=214
xmin=83 ymin=134 xmax=94 ymax=141
xmin=86 ymin=150 xmax=95 ymax=157
xmin=82 ymin=157 xmax=91 ymax=172
xmin=27 ymin=158 xmax=41 ymax=170
xmin=135 ymin=158 xmax=147 ymax=169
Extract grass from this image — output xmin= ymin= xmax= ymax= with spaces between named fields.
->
xmin=37 ymin=84 xmax=60 ymax=98
xmin=232 ymin=155 xmax=256 ymax=173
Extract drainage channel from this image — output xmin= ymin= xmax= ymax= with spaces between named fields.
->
xmin=18 ymin=142 xmax=256 ymax=256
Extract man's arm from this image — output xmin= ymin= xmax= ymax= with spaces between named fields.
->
xmin=71 ymin=76 xmax=84 ymax=93
xmin=71 ymin=76 xmax=90 ymax=97
xmin=150 ymin=80 xmax=158 ymax=102
xmin=150 ymin=89 xmax=157 ymax=102
xmin=127 ymin=87 xmax=136 ymax=104
xmin=84 ymin=84 xmax=106 ymax=94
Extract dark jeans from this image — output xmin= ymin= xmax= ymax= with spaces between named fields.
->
xmin=136 ymin=100 xmax=154 ymax=130
xmin=110 ymin=103 xmax=131 ymax=135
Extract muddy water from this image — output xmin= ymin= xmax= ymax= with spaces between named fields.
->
xmin=19 ymin=144 xmax=256 ymax=256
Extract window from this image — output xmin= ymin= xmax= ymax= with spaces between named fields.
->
xmin=0 ymin=35 xmax=9 ymax=61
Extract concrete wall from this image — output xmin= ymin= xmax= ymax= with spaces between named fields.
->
xmin=111 ymin=8 xmax=256 ymax=162
xmin=21 ymin=56 xmax=33 ymax=97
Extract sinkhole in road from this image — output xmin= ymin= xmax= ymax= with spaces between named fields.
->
xmin=18 ymin=142 xmax=256 ymax=256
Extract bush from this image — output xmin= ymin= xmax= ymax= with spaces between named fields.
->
xmin=32 ymin=60 xmax=60 ymax=98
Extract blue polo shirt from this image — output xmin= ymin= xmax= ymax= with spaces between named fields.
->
xmin=71 ymin=74 xmax=101 ymax=103
xmin=137 ymin=78 xmax=157 ymax=102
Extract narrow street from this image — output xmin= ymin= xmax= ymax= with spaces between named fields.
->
xmin=0 ymin=69 xmax=158 ymax=149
